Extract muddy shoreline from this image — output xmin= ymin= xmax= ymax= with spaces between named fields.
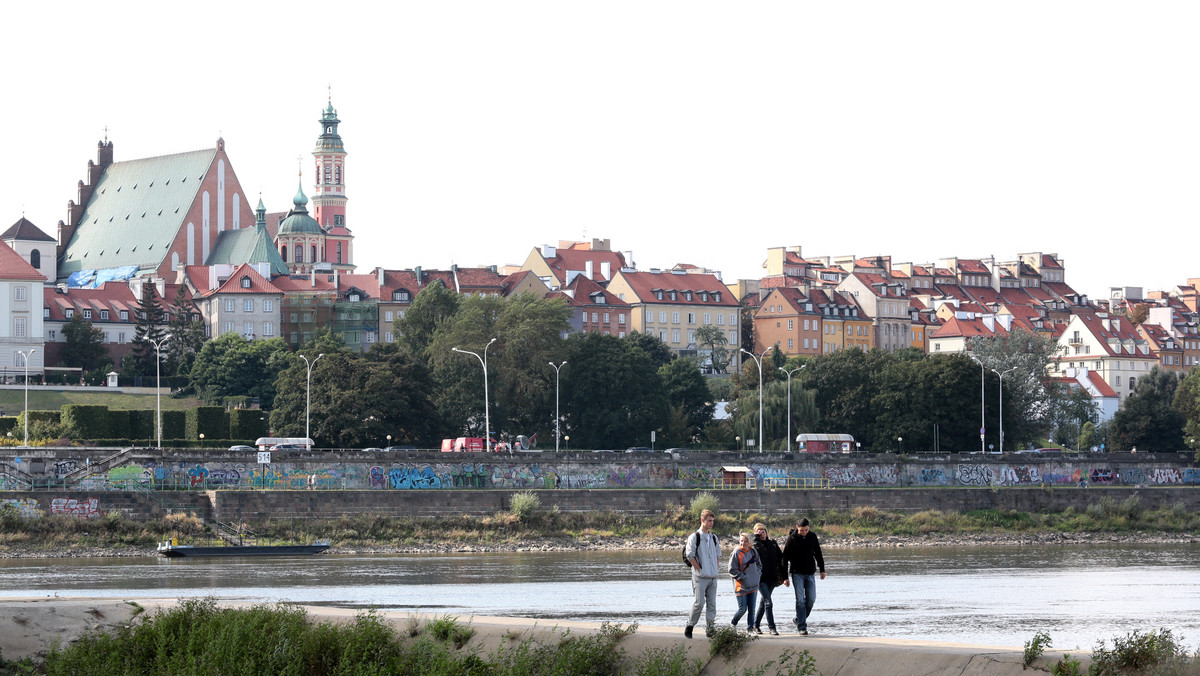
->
xmin=2 ymin=530 xmax=1197 ymax=559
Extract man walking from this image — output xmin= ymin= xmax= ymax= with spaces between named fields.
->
xmin=781 ymin=517 xmax=826 ymax=635
xmin=684 ymin=509 xmax=721 ymax=638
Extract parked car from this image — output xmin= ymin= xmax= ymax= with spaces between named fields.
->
xmin=228 ymin=445 xmax=254 ymax=452
xmin=361 ymin=447 xmax=384 ymax=453
xmin=384 ymin=445 xmax=418 ymax=452
xmin=665 ymin=447 xmax=690 ymax=453
xmin=625 ymin=446 xmax=652 ymax=453
xmin=592 ymin=449 xmax=615 ymax=453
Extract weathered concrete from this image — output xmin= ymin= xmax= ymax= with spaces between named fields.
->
xmin=0 ymin=597 xmax=1086 ymax=674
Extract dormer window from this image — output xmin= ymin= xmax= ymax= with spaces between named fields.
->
xmin=120 ymin=310 xmax=129 ymax=321
xmin=83 ymin=309 xmax=92 ymax=319
xmin=392 ymin=290 xmax=411 ymax=302
xmin=668 ymin=290 xmax=677 ymax=301
xmin=685 ymin=291 xmax=693 ymax=302
xmin=700 ymin=292 xmax=709 ymax=302
xmin=100 ymin=310 xmax=109 ymax=320
xmin=349 ymin=293 xmax=361 ymax=302
xmin=655 ymin=290 xmax=664 ymax=301
xmin=241 ymin=276 xmax=252 ymax=289
xmin=713 ymin=292 xmax=721 ymax=303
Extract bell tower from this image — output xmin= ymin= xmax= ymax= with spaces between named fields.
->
xmin=312 ymin=96 xmax=347 ymax=230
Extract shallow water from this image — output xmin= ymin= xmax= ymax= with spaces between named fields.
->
xmin=1 ymin=544 xmax=1197 ymax=649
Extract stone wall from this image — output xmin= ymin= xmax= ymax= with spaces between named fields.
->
xmin=2 ymin=449 xmax=1197 ymax=493
xmin=3 ymin=485 xmax=1196 ymax=522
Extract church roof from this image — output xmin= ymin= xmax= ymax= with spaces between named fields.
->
xmin=58 ymin=148 xmax=217 ymax=277
xmin=2 ymin=217 xmax=56 ymax=242
xmin=277 ymin=183 xmax=322 ymax=235
xmin=206 ymin=225 xmax=289 ymax=276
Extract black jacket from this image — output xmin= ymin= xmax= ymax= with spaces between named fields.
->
xmin=753 ymin=535 xmax=786 ymax=587
xmin=781 ymin=528 xmax=825 ymax=576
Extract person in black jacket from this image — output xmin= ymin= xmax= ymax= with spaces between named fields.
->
xmin=780 ymin=517 xmax=826 ymax=635
xmin=751 ymin=523 xmax=786 ymax=635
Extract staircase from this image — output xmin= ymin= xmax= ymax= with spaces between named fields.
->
xmin=61 ymin=447 xmax=135 ymax=486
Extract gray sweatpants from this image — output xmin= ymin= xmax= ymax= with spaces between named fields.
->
xmin=688 ymin=576 xmax=718 ymax=629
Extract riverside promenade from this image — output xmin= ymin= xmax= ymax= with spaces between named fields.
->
xmin=0 ymin=597 xmax=1080 ymax=674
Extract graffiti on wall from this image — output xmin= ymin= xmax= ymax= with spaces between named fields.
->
xmin=956 ymin=464 xmax=993 ymax=486
xmin=389 ymin=466 xmax=445 ymax=489
xmin=1 ymin=497 xmax=43 ymax=519
xmin=918 ymin=468 xmax=947 ymax=486
xmin=50 ymin=497 xmax=100 ymax=519
xmin=826 ymin=465 xmax=898 ymax=486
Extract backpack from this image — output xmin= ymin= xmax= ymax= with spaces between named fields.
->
xmin=682 ymin=532 xmax=717 ymax=567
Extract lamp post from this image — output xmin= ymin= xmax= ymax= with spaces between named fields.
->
xmin=147 ymin=338 xmax=168 ymax=448
xmin=898 ymin=436 xmax=903 ymax=454
xmin=967 ymin=353 xmax=986 ymax=454
xmin=549 ymin=361 xmax=566 ymax=452
xmin=564 ymin=435 xmax=569 ymax=451
xmin=16 ymin=349 xmax=36 ymax=447
xmin=300 ymin=353 xmax=324 ymax=451
xmin=778 ymin=364 xmax=806 ymax=452
xmin=741 ymin=347 xmax=772 ymax=452
xmin=992 ymin=366 xmax=1017 ymax=453
xmin=386 ymin=434 xmax=392 ymax=449
xmin=453 ymin=338 xmax=497 ymax=452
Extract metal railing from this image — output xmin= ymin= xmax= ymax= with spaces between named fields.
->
xmin=710 ymin=477 xmax=831 ymax=490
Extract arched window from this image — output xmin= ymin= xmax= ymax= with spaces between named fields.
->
xmin=312 ymin=245 xmax=318 ymax=262
xmin=280 ymin=246 xmax=287 ymax=262
xmin=334 ymin=167 xmax=340 ymax=183
xmin=30 ymin=249 xmax=41 ymax=269
xmin=294 ymin=244 xmax=303 ymax=263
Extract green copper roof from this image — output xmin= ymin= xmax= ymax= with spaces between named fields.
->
xmin=278 ymin=182 xmax=322 ymax=235
xmin=58 ymin=148 xmax=217 ymax=278
xmin=205 ymin=224 xmax=289 ymax=276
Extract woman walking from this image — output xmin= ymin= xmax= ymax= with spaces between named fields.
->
xmin=728 ymin=532 xmax=762 ymax=632
xmin=751 ymin=523 xmax=786 ymax=635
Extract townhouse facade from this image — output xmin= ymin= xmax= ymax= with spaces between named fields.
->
xmin=606 ymin=270 xmax=740 ymax=355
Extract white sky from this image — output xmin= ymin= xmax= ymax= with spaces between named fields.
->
xmin=4 ymin=2 xmax=1198 ymax=301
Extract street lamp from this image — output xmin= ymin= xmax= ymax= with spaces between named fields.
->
xmin=300 ymin=353 xmax=324 ymax=451
xmin=778 ymin=364 xmax=806 ymax=452
xmin=740 ymin=346 xmax=772 ymax=452
xmin=16 ymin=349 xmax=35 ymax=447
xmin=549 ymin=361 xmax=566 ymax=452
xmin=564 ymin=435 xmax=569 ymax=451
xmin=898 ymin=436 xmax=903 ymax=454
xmin=453 ymin=337 xmax=497 ymax=452
xmin=992 ymin=366 xmax=1017 ymax=453
xmin=967 ymin=352 xmax=986 ymax=454
xmin=386 ymin=434 xmax=392 ymax=448
xmin=147 ymin=338 xmax=168 ymax=448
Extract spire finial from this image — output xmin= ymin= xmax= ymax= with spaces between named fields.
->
xmin=103 ymin=126 xmax=108 ymax=143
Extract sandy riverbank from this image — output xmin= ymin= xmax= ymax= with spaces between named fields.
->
xmin=0 ymin=597 xmax=1084 ymax=675
xmin=1 ymin=530 xmax=1197 ymax=559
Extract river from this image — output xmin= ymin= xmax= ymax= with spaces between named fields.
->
xmin=1 ymin=544 xmax=1197 ymax=649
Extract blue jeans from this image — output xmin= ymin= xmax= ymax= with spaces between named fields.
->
xmin=731 ymin=591 xmax=757 ymax=630
xmin=754 ymin=582 xmax=776 ymax=630
xmin=791 ymin=573 xmax=816 ymax=630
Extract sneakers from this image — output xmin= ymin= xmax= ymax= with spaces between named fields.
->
xmin=684 ymin=625 xmax=693 ymax=639
xmin=769 ymin=628 xmax=779 ymax=636
xmin=799 ymin=628 xmax=809 ymax=636
xmin=753 ymin=626 xmax=763 ymax=635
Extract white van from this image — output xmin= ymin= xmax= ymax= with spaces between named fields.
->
xmin=254 ymin=437 xmax=315 ymax=451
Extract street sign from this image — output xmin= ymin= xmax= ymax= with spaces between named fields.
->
xmin=257 ymin=451 xmax=271 ymax=464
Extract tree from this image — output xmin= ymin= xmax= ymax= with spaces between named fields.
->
xmin=562 ymin=332 xmax=668 ymax=449
xmin=1172 ymin=367 xmax=1200 ymax=455
xmin=965 ymin=327 xmax=1065 ymax=447
xmin=397 ymin=279 xmax=461 ymax=359
xmin=693 ymin=325 xmax=730 ymax=374
xmin=1045 ymin=383 xmax=1099 ymax=450
xmin=487 ymin=293 xmax=571 ymax=441
xmin=126 ymin=280 xmax=168 ymax=377
xmin=271 ymin=345 xmax=439 ymax=448
xmin=625 ymin=331 xmax=675 ymax=371
xmin=658 ymin=357 xmax=715 ymax=443
xmin=164 ymin=288 xmax=208 ymax=377
xmin=59 ymin=314 xmax=108 ymax=373
xmin=1110 ymin=367 xmax=1184 ymax=451
xmin=190 ymin=333 xmax=291 ymax=409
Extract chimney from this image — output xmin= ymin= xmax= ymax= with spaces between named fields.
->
xmin=542 ymin=244 xmax=557 ymax=258
xmin=415 ymin=266 xmax=423 ymax=286
xmin=310 ymin=267 xmax=316 ymax=287
xmin=209 ymin=266 xmax=218 ymax=291
xmin=601 ymin=261 xmax=611 ymax=279
xmin=377 ymin=266 xmax=384 ymax=287
xmin=333 ymin=268 xmax=339 ymax=289
xmin=585 ymin=260 xmax=594 ymax=279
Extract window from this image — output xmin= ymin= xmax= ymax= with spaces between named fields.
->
xmin=603 ymin=312 xmax=610 ymax=323
xmin=224 ymin=322 xmax=234 ymax=334
xmin=43 ymin=308 xmax=49 ymax=318
xmin=120 ymin=310 xmax=129 ymax=321
xmin=659 ymin=330 xmax=666 ymax=341
xmin=645 ymin=310 xmax=654 ymax=323
xmin=312 ymin=245 xmax=318 ymax=262
xmin=688 ymin=330 xmax=696 ymax=344
xmin=224 ymin=299 xmax=234 ymax=312
xmin=48 ymin=330 xmax=56 ymax=341
xmin=672 ymin=329 xmax=680 ymax=343
xmin=263 ymin=322 xmax=274 ymax=336
xmin=14 ymin=286 xmax=26 ymax=301
xmin=336 ymin=242 xmax=343 ymax=264
xmin=280 ymin=246 xmax=287 ymax=262
xmin=294 ymin=245 xmax=302 ymax=263
xmin=728 ymin=330 xmax=737 ymax=345
xmin=393 ymin=290 xmax=410 ymax=302
xmin=591 ymin=312 xmax=598 ymax=323
xmin=704 ymin=313 xmax=711 ymax=324
xmin=728 ymin=313 xmax=736 ymax=325
xmin=687 ymin=312 xmax=695 ymax=324
xmin=15 ymin=317 xmax=26 ymax=338
xmin=385 ymin=311 xmax=394 ymax=322
xmin=366 ymin=332 xmax=376 ymax=344
xmin=241 ymin=276 xmax=251 ymax=289
xmin=264 ymin=300 xmax=273 ymax=312
xmin=618 ymin=313 xmax=626 ymax=325
xmin=349 ymin=293 xmax=360 ymax=302
xmin=717 ymin=314 xmax=724 ymax=325
xmin=386 ymin=331 xmax=394 ymax=343
xmin=659 ymin=311 xmax=667 ymax=323
xmin=30 ymin=249 xmax=41 ymax=269
xmin=245 ymin=321 xmax=254 ymax=335
xmin=244 ymin=300 xmax=254 ymax=312
xmin=672 ymin=312 xmax=680 ymax=324
xmin=788 ymin=320 xmax=794 ymax=331
xmin=118 ymin=332 xmax=126 ymax=343
xmin=83 ymin=309 xmax=92 ymax=319
xmin=789 ymin=339 xmax=795 ymax=350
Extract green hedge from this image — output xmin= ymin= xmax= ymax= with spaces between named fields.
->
xmin=20 ymin=410 xmax=60 ymax=426
xmin=0 ymin=417 xmax=16 ymax=435
xmin=186 ymin=407 xmax=229 ymax=441
xmin=61 ymin=405 xmax=112 ymax=439
xmin=161 ymin=410 xmax=186 ymax=441
xmin=230 ymin=409 xmax=268 ymax=441
xmin=108 ymin=409 xmax=132 ymax=440
xmin=128 ymin=409 xmax=154 ymax=442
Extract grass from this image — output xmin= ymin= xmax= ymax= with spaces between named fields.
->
xmin=0 ymin=390 xmax=202 ymax=413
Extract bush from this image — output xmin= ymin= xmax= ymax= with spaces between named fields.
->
xmin=61 ymin=405 xmax=112 ymax=439
xmin=424 ymin=615 xmax=475 ymax=649
xmin=708 ymin=625 xmax=756 ymax=661
xmin=1024 ymin=630 xmax=1051 ymax=668
xmin=1090 ymin=628 xmax=1194 ymax=675
xmin=509 ymin=492 xmax=541 ymax=521
xmin=688 ymin=492 xmax=720 ymax=519
xmin=230 ymin=409 xmax=269 ymax=442
xmin=186 ymin=407 xmax=229 ymax=441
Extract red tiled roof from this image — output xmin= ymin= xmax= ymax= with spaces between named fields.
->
xmin=957 ymin=259 xmax=989 ymax=274
xmin=201 ymin=264 xmax=282 ymax=297
xmin=1087 ymin=371 xmax=1118 ymax=397
xmin=0 ymin=240 xmax=46 ymax=281
xmin=41 ymin=282 xmax=147 ymax=321
xmin=617 ymin=270 xmax=737 ymax=306
xmin=561 ymin=275 xmax=629 ymax=308
xmin=454 ymin=267 xmax=506 ymax=291
xmin=930 ymin=315 xmax=1009 ymax=339
xmin=543 ymin=248 xmax=628 ymax=284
